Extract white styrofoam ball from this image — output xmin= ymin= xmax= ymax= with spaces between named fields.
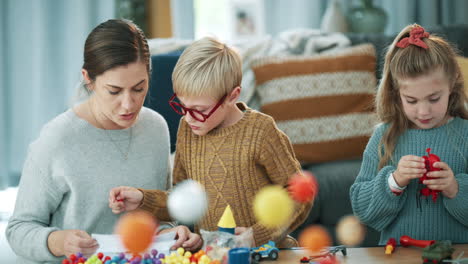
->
xmin=336 ymin=215 xmax=366 ymax=246
xmin=168 ymin=180 xmax=208 ymax=224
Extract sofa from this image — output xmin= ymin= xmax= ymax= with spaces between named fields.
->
xmin=144 ymin=24 xmax=468 ymax=247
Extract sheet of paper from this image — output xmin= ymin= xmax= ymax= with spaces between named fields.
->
xmin=92 ymin=231 xmax=176 ymax=256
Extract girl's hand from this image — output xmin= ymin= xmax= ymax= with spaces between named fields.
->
xmin=394 ymin=155 xmax=426 ymax=187
xmin=423 ymin=162 xmax=458 ymax=199
xmin=108 ymin=186 xmax=143 ymax=214
xmin=160 ymin=226 xmax=203 ymax=252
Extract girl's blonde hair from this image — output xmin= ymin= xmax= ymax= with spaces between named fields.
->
xmin=172 ymin=37 xmax=242 ymax=99
xmin=376 ymin=24 xmax=468 ymax=169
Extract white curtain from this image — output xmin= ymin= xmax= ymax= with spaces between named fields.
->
xmin=0 ymin=0 xmax=7 ymax=189
xmin=263 ymin=0 xmax=468 ymax=36
xmin=171 ymin=0 xmax=468 ymax=39
xmin=171 ymin=0 xmax=195 ymax=39
xmin=379 ymin=0 xmax=468 ymax=34
xmin=0 ymin=0 xmax=116 ymax=189
xmin=264 ymin=0 xmax=328 ymax=35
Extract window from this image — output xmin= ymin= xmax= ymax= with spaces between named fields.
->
xmin=194 ymin=0 xmax=265 ymax=41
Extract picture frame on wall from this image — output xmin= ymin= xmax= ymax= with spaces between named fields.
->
xmin=228 ymin=0 xmax=265 ymax=39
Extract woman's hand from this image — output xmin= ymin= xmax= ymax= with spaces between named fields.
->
xmin=393 ymin=155 xmax=426 ymax=187
xmin=159 ymin=226 xmax=203 ymax=252
xmin=424 ymin=162 xmax=458 ymax=199
xmin=47 ymin=230 xmax=98 ymax=258
xmin=108 ymin=186 xmax=143 ymax=214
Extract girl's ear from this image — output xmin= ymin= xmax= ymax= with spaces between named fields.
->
xmin=227 ymin=86 xmax=241 ymax=104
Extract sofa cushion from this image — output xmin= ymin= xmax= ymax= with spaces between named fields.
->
xmin=145 ymin=50 xmax=184 ymax=153
xmin=346 ymin=34 xmax=394 ymax=80
xmin=290 ymin=158 xmax=380 ymax=246
xmin=303 ymin=159 xmax=362 ymax=225
xmin=251 ymin=44 xmax=378 ymax=163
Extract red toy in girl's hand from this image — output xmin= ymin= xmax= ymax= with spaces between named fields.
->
xmin=420 ymin=148 xmax=441 ymax=202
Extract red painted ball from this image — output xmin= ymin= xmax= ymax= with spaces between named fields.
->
xmin=288 ymin=171 xmax=318 ymax=203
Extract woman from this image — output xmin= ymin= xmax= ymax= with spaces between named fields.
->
xmin=6 ymin=19 xmax=200 ymax=263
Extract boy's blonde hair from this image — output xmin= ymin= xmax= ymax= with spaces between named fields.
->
xmin=172 ymin=37 xmax=242 ymax=99
xmin=376 ymin=24 xmax=468 ymax=169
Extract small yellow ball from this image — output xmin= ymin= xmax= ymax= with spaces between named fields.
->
xmin=253 ymin=185 xmax=294 ymax=228
xmin=199 ymin=255 xmax=208 ymax=262
xmin=177 ymin=247 xmax=185 ymax=256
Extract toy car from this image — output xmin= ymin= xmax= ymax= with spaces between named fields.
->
xmin=327 ymin=245 xmax=347 ymax=256
xmin=251 ymin=241 xmax=279 ymax=261
xmin=300 ymin=245 xmax=347 ymax=263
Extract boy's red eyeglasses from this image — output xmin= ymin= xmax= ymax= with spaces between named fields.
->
xmin=169 ymin=93 xmax=227 ymax=122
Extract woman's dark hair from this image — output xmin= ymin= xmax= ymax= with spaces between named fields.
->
xmin=82 ymin=19 xmax=150 ymax=81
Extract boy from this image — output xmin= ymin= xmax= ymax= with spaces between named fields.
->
xmin=109 ymin=37 xmax=312 ymax=247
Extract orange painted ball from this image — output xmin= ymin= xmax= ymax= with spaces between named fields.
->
xmin=298 ymin=225 xmax=332 ymax=253
xmin=116 ymin=211 xmax=158 ymax=254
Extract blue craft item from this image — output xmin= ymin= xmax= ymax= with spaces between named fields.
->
xmin=229 ymin=247 xmax=251 ymax=264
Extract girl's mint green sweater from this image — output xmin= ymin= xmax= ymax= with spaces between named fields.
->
xmin=350 ymin=117 xmax=468 ymax=245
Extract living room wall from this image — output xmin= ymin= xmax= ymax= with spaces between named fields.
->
xmin=0 ymin=0 xmax=116 ymax=190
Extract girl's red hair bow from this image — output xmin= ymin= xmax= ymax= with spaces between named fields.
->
xmin=396 ymin=26 xmax=430 ymax=49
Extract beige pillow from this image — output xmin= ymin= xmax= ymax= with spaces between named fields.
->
xmin=252 ymin=44 xmax=378 ymax=163
xmin=456 ymin=56 xmax=468 ymax=97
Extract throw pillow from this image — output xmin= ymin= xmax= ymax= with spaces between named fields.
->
xmin=456 ymin=56 xmax=468 ymax=97
xmin=251 ymin=44 xmax=378 ymax=163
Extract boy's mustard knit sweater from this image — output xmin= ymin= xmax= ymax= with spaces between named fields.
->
xmin=140 ymin=103 xmax=312 ymax=246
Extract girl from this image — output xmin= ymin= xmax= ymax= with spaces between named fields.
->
xmin=350 ymin=24 xmax=468 ymax=245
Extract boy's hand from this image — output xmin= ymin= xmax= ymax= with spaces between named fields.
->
xmin=235 ymin=227 xmax=248 ymax=235
xmin=160 ymin=226 xmax=202 ymax=252
xmin=48 ymin=229 xmax=98 ymax=258
xmin=394 ymin=155 xmax=426 ymax=187
xmin=108 ymin=186 xmax=143 ymax=214
xmin=235 ymin=227 xmax=255 ymax=247
xmin=424 ymin=162 xmax=458 ymax=199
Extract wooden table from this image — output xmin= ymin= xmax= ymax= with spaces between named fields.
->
xmin=262 ymin=244 xmax=468 ymax=264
